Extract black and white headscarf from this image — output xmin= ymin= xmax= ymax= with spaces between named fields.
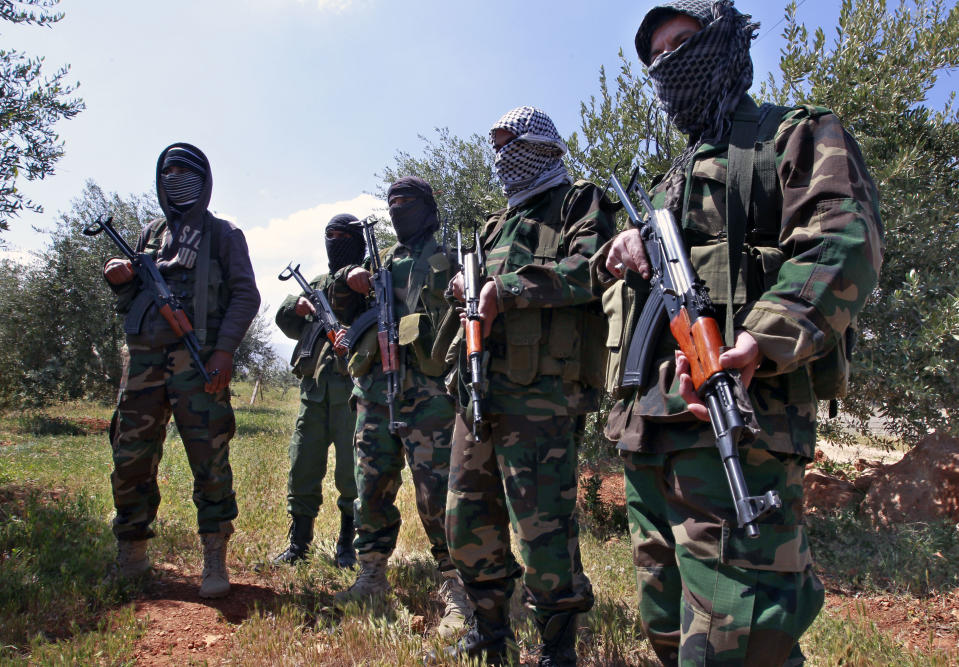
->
xmin=161 ymin=146 xmax=206 ymax=209
xmin=162 ymin=171 xmax=204 ymax=208
xmin=156 ymin=144 xmax=210 ymax=271
xmin=490 ymin=106 xmax=571 ymax=208
xmin=646 ymin=0 xmax=758 ymax=171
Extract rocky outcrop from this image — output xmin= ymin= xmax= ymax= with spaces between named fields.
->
xmin=804 ymin=471 xmax=863 ymax=514
xmin=859 ymin=433 xmax=959 ymax=527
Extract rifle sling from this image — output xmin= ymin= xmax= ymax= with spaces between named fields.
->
xmin=726 ymin=98 xmax=760 ymax=347
xmin=192 ymin=222 xmax=212 ymax=346
xmin=404 ymin=237 xmax=439 ymax=316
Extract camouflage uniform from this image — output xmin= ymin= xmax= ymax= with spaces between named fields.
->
xmin=107 ymin=144 xmax=260 ymax=542
xmin=275 ymin=273 xmax=363 ymax=520
xmin=446 ymin=181 xmax=615 ymax=625
xmin=595 ymin=101 xmax=883 ymax=665
xmin=331 ymin=236 xmax=457 ymax=571
xmin=111 ymin=341 xmax=238 ymax=538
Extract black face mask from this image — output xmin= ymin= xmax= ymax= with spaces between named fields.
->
xmin=327 ymin=234 xmax=365 ymax=272
xmin=389 ymin=199 xmax=436 ymax=246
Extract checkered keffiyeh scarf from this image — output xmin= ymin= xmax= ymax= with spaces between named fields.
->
xmin=490 ymin=106 xmax=571 ymax=208
xmin=649 ymin=0 xmax=758 ymax=170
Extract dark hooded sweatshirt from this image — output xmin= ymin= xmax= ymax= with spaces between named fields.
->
xmin=111 ymin=143 xmax=260 ymax=354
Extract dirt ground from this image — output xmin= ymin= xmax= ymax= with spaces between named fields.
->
xmin=825 ymin=587 xmax=959 ymax=655
xmin=125 ymin=454 xmax=953 ymax=665
xmin=128 ymin=564 xmax=277 ymax=665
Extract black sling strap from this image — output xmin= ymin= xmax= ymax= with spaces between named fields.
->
xmin=725 ymin=98 xmax=790 ymax=344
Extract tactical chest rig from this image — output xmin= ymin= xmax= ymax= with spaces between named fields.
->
xmin=483 ymin=182 xmax=606 ymax=389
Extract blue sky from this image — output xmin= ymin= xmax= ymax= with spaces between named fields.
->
xmin=2 ymin=0 xmax=947 ymax=350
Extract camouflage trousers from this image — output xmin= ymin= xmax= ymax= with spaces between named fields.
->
xmin=287 ymin=377 xmax=357 ymax=517
xmin=446 ymin=412 xmax=594 ymax=623
xmin=624 ymin=446 xmax=824 ymax=666
xmin=109 ymin=342 xmax=237 ymax=540
xmin=353 ymin=382 xmax=455 ymax=572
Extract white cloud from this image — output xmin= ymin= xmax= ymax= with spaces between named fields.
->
xmin=241 ymin=193 xmax=386 ymax=348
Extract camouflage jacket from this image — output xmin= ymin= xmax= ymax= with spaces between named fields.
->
xmin=458 ymin=181 xmax=615 ymax=417
xmin=595 ymin=102 xmax=883 ymax=457
xmin=275 ymin=272 xmax=364 ymax=402
xmin=331 ymin=237 xmax=457 ymax=404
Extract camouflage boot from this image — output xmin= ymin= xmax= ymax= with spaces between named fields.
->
xmin=334 ymin=552 xmax=389 ymax=603
xmin=536 ymin=612 xmax=578 ymax=667
xmin=428 ymin=607 xmax=518 ymax=666
xmin=272 ymin=515 xmax=313 ymax=566
xmin=198 ymin=529 xmax=231 ymax=599
xmin=435 ymin=569 xmax=473 ymax=639
xmin=116 ymin=539 xmax=150 ymax=578
xmin=334 ymin=510 xmax=357 ymax=569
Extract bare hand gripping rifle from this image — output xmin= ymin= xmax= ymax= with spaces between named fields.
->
xmin=458 ymin=230 xmax=487 ymax=440
xmin=278 ymin=262 xmax=346 ymax=355
xmin=84 ymin=215 xmax=213 ymax=384
xmin=608 ymin=170 xmax=781 ymax=538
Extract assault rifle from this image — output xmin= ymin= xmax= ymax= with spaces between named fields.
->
xmin=278 ymin=262 xmax=346 ymax=355
xmin=357 ymin=217 xmax=406 ymax=434
xmin=84 ymin=215 xmax=213 ymax=384
xmin=608 ymin=170 xmax=781 ymax=538
xmin=458 ymin=230 xmax=487 ymax=439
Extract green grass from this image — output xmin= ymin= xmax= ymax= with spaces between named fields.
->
xmin=803 ymin=606 xmax=956 ymax=666
xmin=1 ymin=385 xmax=955 ymax=665
xmin=807 ymin=510 xmax=959 ymax=596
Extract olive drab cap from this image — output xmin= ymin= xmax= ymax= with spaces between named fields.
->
xmin=635 ymin=0 xmax=715 ymax=65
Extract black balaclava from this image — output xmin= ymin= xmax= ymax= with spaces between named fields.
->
xmin=636 ymin=0 xmax=758 ymax=171
xmin=161 ymin=146 xmax=207 ymax=212
xmin=326 ymin=213 xmax=365 ymax=272
xmin=387 ymin=176 xmax=439 ymax=247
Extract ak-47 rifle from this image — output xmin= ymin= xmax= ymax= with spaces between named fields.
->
xmin=458 ymin=229 xmax=487 ymax=440
xmin=278 ymin=262 xmax=346 ymax=355
xmin=355 ymin=217 xmax=406 ymax=434
xmin=608 ymin=170 xmax=781 ymax=538
xmin=84 ymin=215 xmax=213 ymax=384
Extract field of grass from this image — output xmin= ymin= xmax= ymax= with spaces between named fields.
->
xmin=1 ymin=384 xmax=956 ymax=665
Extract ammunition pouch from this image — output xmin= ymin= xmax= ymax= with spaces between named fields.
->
xmin=489 ymin=306 xmax=606 ymax=389
xmin=688 ymin=241 xmax=786 ymax=309
xmin=809 ymin=324 xmax=855 ymax=401
xmin=399 ymin=312 xmax=446 ymax=377
xmin=347 ymin=326 xmax=379 ymax=377
xmin=602 ymin=271 xmax=648 ymax=397
xmin=430 ymin=306 xmax=463 ymax=372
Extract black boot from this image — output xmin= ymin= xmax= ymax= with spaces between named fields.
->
xmin=334 ymin=510 xmax=357 ymax=569
xmin=272 ymin=515 xmax=313 ymax=566
xmin=536 ymin=612 xmax=578 ymax=667
xmin=428 ymin=610 xmax=517 ymax=666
